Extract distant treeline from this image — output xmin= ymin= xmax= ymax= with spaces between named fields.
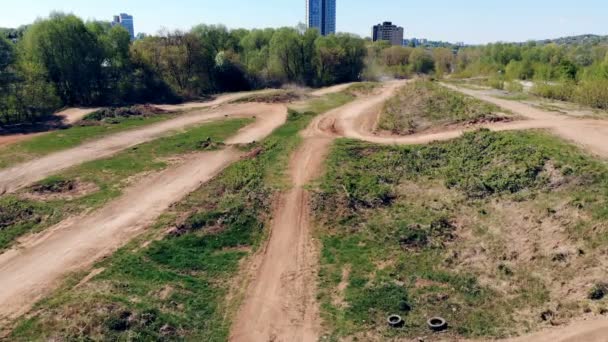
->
xmin=0 ymin=13 xmax=369 ymax=125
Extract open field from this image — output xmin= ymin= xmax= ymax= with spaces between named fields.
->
xmin=1 ymin=89 xmax=358 ymax=339
xmin=312 ymin=131 xmax=608 ymax=340
xmin=0 ymin=118 xmax=251 ymax=251
xmin=2 ymin=80 xmax=608 ymax=342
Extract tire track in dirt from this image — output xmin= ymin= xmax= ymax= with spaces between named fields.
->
xmin=0 ymin=103 xmax=284 ymax=194
xmin=231 ymin=82 xmax=404 ymax=342
xmin=232 ymin=80 xmax=608 ymax=342
xmin=0 ymin=106 xmax=288 ymax=322
xmin=443 ymin=83 xmax=608 ymax=158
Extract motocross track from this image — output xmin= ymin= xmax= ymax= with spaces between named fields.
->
xmin=0 ymin=89 xmax=274 ymax=148
xmin=232 ymin=81 xmax=608 ymax=342
xmin=0 ymin=103 xmax=285 ymax=194
xmin=0 ymin=103 xmax=288 ymax=322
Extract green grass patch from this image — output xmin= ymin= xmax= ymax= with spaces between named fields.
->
xmin=379 ymin=80 xmax=506 ymax=135
xmin=0 ymin=113 xmax=183 ymax=169
xmin=8 ymin=91 xmax=358 ymax=341
xmin=313 ymin=129 xmax=608 ymax=339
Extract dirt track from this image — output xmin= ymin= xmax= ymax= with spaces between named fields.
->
xmin=0 ymin=104 xmax=288 ymax=322
xmin=231 ymin=83 xmax=404 ymax=342
xmin=0 ymin=103 xmax=285 ymax=194
xmin=232 ymin=81 xmax=608 ymax=342
xmin=0 ymin=89 xmax=275 ymax=149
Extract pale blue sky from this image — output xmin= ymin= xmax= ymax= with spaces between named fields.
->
xmin=0 ymin=0 xmax=606 ymax=44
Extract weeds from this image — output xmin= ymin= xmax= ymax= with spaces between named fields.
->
xmin=313 ymin=129 xmax=608 ymax=339
xmin=379 ymin=80 xmax=505 ymax=134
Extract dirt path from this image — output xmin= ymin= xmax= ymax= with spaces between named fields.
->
xmin=309 ymin=82 xmax=355 ymax=97
xmin=443 ymin=83 xmax=608 ymax=158
xmin=232 ymin=81 xmax=608 ymax=342
xmin=0 ymin=103 xmax=285 ymax=194
xmin=231 ymin=83 xmax=404 ymax=342
xmin=505 ymin=319 xmax=608 ymax=342
xmin=0 ymin=89 xmax=276 ymax=149
xmin=0 ymin=105 xmax=287 ymax=322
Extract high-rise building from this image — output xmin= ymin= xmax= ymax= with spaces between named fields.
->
xmin=306 ymin=0 xmax=336 ymax=36
xmin=112 ymin=13 xmax=135 ymax=40
xmin=372 ymin=22 xmax=404 ymax=46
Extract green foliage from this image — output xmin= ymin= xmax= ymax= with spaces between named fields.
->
xmin=379 ymin=80 xmax=503 ymax=134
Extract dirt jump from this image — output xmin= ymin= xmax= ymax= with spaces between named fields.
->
xmin=231 ymin=80 xmax=608 ymax=342
xmin=0 ymin=105 xmax=287 ymax=323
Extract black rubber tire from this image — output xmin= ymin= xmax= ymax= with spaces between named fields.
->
xmin=427 ymin=317 xmax=448 ymax=332
xmin=387 ymin=314 xmax=404 ymax=328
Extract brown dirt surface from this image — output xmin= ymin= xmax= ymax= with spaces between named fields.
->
xmin=0 ymin=103 xmax=286 ymax=194
xmin=0 ymin=104 xmax=287 ymax=323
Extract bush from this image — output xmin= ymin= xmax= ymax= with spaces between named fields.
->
xmin=574 ymin=79 xmax=608 ymax=109
xmin=530 ymin=82 xmax=575 ymax=102
xmin=83 ymin=105 xmax=167 ymax=122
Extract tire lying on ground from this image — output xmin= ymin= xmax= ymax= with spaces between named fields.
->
xmin=387 ymin=314 xmax=404 ymax=328
xmin=427 ymin=317 xmax=448 ymax=332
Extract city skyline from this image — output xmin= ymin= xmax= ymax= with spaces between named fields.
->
xmin=1 ymin=0 xmax=607 ymax=44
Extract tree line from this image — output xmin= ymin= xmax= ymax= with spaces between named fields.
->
xmin=0 ymin=13 xmax=369 ymax=125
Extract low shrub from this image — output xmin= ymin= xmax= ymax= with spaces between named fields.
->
xmin=83 ymin=105 xmax=167 ymax=122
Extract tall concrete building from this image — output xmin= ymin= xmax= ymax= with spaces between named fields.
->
xmin=112 ymin=13 xmax=135 ymax=40
xmin=372 ymin=22 xmax=404 ymax=46
xmin=306 ymin=0 xmax=336 ymax=36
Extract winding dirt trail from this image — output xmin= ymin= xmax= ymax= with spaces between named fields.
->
xmin=0 ymin=103 xmax=285 ymax=194
xmin=0 ymin=89 xmax=282 ymax=149
xmin=231 ymin=82 xmax=404 ymax=342
xmin=232 ymin=81 xmax=608 ymax=342
xmin=0 ymin=105 xmax=288 ymax=323
xmin=443 ymin=83 xmax=608 ymax=158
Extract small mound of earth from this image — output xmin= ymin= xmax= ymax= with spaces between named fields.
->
xmin=236 ymin=91 xmax=308 ymax=104
xmin=80 ymin=105 xmax=168 ymax=123
xmin=464 ymin=115 xmax=513 ymax=126
xmin=24 ymin=179 xmax=99 ymax=201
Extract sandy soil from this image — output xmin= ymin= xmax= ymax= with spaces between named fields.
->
xmin=309 ymin=82 xmax=355 ymax=97
xmin=231 ymin=83 xmax=405 ymax=342
xmin=443 ymin=83 xmax=608 ymax=158
xmin=0 ymin=103 xmax=287 ymax=322
xmin=0 ymin=89 xmax=275 ymax=149
xmin=0 ymin=103 xmax=286 ymax=194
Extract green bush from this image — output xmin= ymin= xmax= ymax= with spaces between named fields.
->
xmin=531 ymin=82 xmax=575 ymax=102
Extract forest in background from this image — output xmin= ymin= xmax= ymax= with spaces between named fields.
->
xmin=2 ymin=12 xmax=608 ymax=125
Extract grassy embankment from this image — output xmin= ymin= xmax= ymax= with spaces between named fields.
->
xmin=378 ymin=80 xmax=508 ymax=135
xmin=312 ymin=130 xmax=608 ymax=340
xmin=8 ymin=91 xmax=356 ymax=341
xmin=0 ymin=118 xmax=252 ymax=250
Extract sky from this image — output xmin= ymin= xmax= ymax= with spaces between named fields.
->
xmin=1 ymin=0 xmax=606 ymax=44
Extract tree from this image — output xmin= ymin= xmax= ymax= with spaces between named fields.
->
xmin=20 ymin=13 xmax=106 ymax=105
xmin=410 ymin=48 xmax=435 ymax=74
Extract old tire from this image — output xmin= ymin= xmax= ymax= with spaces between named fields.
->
xmin=427 ymin=317 xmax=448 ymax=332
xmin=387 ymin=314 xmax=404 ymax=328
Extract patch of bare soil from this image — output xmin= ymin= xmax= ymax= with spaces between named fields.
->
xmin=22 ymin=179 xmax=99 ymax=201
